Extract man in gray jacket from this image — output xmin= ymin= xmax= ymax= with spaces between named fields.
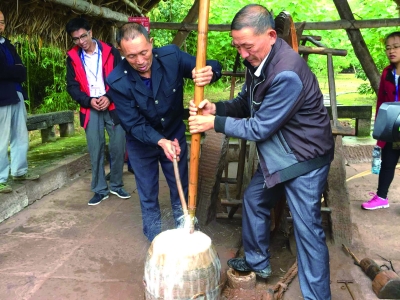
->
xmin=189 ymin=4 xmax=334 ymax=300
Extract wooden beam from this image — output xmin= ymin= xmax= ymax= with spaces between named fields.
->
xmin=171 ymin=0 xmax=200 ymax=47
xmin=121 ymin=0 xmax=143 ymax=16
xmin=299 ymin=46 xmax=347 ymax=56
xmin=150 ymin=18 xmax=400 ymax=31
xmin=47 ymin=0 xmax=130 ymax=22
xmin=333 ymin=0 xmax=380 ymax=95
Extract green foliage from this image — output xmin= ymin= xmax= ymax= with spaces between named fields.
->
xmin=36 ymin=47 xmax=77 ymax=113
xmin=8 ymin=0 xmax=398 ymax=111
xmin=13 ymin=36 xmax=76 ymax=114
xmin=148 ymin=0 xmax=398 ymax=95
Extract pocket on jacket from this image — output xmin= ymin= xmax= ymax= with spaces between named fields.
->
xmin=276 ymin=131 xmax=293 ymax=154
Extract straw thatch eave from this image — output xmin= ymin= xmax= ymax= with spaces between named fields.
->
xmin=0 ymin=0 xmax=160 ymax=48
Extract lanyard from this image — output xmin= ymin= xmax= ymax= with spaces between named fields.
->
xmin=81 ymin=46 xmax=101 ymax=82
xmin=394 ymin=69 xmax=399 ymax=102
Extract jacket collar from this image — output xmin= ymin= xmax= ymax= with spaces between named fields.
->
xmin=243 ymin=38 xmax=280 ymax=78
xmin=118 ymin=50 xmax=163 ymax=97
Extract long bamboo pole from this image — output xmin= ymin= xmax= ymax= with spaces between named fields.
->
xmin=188 ymin=0 xmax=210 ymax=230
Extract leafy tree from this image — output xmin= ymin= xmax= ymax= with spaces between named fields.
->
xmin=150 ymin=0 xmax=398 ymax=94
xmin=14 ymin=36 xmax=77 ymax=113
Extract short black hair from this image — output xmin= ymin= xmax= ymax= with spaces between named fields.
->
xmin=385 ymin=31 xmax=400 ymax=44
xmin=66 ymin=18 xmax=91 ymax=35
xmin=231 ymin=4 xmax=275 ymax=34
xmin=116 ymin=22 xmax=150 ymax=46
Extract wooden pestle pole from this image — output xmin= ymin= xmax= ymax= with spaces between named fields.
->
xmin=188 ymin=0 xmax=210 ymax=230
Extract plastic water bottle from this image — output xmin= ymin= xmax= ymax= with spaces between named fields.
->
xmin=371 ymin=145 xmax=381 ymax=175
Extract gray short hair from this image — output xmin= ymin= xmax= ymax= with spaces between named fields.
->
xmin=116 ymin=22 xmax=150 ymax=46
xmin=231 ymin=4 xmax=275 ymax=35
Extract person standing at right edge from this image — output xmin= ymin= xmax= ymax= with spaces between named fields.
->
xmin=362 ymin=31 xmax=400 ymax=210
xmin=188 ymin=4 xmax=334 ymax=299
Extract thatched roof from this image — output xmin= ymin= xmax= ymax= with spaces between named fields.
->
xmin=1 ymin=0 xmax=399 ymax=49
xmin=0 ymin=0 xmax=162 ymax=47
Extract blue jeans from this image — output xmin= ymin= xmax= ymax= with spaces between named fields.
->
xmin=85 ymin=109 xmax=126 ymax=194
xmin=126 ymin=135 xmax=188 ymax=241
xmin=0 ymin=94 xmax=29 ymax=183
xmin=242 ymin=164 xmax=331 ymax=300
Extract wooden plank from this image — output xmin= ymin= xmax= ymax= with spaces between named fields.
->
xmin=331 ymin=124 xmax=356 ymax=136
xmin=220 ymin=199 xmax=242 ymax=206
xmin=325 ymin=136 xmax=352 ymax=244
xmin=325 ymin=106 xmax=372 ymax=119
xmin=216 ymin=212 xmax=242 ymax=220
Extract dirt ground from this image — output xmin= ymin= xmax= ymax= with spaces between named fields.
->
xmin=219 ymin=160 xmax=400 ymax=300
xmin=0 ymin=151 xmax=399 ymax=299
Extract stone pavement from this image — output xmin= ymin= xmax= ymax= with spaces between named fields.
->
xmin=0 ymin=157 xmax=241 ymax=300
xmin=0 ymin=139 xmax=399 ymax=299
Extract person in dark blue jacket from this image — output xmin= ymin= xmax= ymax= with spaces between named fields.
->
xmin=107 ymin=22 xmax=222 ymax=242
xmin=0 ymin=10 xmax=39 ymax=194
xmin=189 ymin=4 xmax=334 ymax=300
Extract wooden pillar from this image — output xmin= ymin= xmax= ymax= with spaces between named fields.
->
xmin=171 ymin=0 xmax=200 ymax=48
xmin=333 ymin=0 xmax=380 ymax=95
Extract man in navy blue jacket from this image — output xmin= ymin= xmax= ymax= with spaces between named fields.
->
xmin=107 ymin=22 xmax=222 ymax=241
xmin=0 ymin=10 xmax=39 ymax=194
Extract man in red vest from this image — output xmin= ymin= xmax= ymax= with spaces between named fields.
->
xmin=66 ymin=18 xmax=130 ymax=205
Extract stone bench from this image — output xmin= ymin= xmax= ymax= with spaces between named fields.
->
xmin=325 ymin=105 xmax=372 ymax=137
xmin=27 ymin=111 xmax=75 ymax=143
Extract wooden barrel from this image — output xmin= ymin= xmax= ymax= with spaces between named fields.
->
xmin=144 ymin=229 xmax=222 ymax=299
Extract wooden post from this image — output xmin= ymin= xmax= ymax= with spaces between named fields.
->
xmin=327 ymin=53 xmax=339 ymax=127
xmin=333 ymin=0 xmax=380 ymax=95
xmin=188 ymin=0 xmax=210 ymax=225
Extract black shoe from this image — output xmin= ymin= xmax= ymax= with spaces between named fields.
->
xmin=88 ymin=193 xmax=109 ymax=206
xmin=110 ymin=188 xmax=131 ymax=199
xmin=227 ymin=257 xmax=272 ymax=278
xmin=105 ymin=172 xmax=111 ymax=181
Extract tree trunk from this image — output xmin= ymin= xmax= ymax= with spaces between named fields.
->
xmin=171 ymin=0 xmax=200 ymax=48
xmin=333 ymin=0 xmax=380 ymax=95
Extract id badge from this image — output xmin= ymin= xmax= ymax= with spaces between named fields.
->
xmin=90 ymin=85 xmax=102 ymax=97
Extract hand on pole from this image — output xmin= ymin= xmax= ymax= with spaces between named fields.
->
xmin=188 ymin=114 xmax=215 ymax=134
xmin=158 ymin=138 xmax=181 ymax=162
xmin=192 ymin=66 xmax=213 ymax=86
xmin=188 ymin=99 xmax=216 ymax=116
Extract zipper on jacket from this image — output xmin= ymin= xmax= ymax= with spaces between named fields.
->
xmin=248 ymin=72 xmax=266 ymax=117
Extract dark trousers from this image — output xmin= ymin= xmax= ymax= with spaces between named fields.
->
xmin=85 ymin=110 xmax=125 ymax=194
xmin=126 ymin=136 xmax=188 ymax=241
xmin=377 ymin=143 xmax=400 ymax=199
xmin=242 ymin=164 xmax=331 ymax=300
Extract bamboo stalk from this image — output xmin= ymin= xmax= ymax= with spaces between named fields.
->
xmin=188 ymin=0 xmax=210 ymax=229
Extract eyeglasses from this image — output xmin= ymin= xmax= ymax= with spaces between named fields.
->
xmin=385 ymin=45 xmax=400 ymax=51
xmin=72 ymin=31 xmax=90 ymax=44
